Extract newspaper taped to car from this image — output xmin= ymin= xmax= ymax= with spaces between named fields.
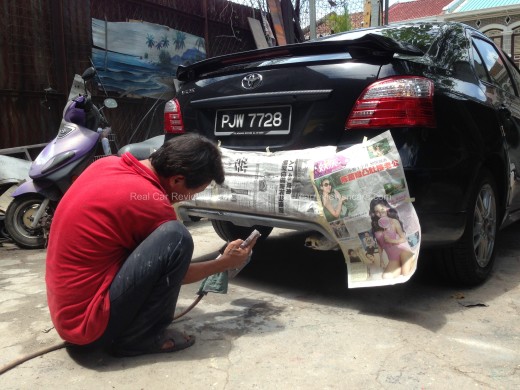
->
xmin=312 ymin=131 xmax=420 ymax=287
xmin=190 ymin=146 xmax=336 ymax=219
xmin=184 ymin=130 xmax=420 ymax=288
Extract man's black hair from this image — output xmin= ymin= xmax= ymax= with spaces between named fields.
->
xmin=149 ymin=133 xmax=225 ymax=188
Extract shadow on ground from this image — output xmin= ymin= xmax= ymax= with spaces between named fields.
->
xmin=231 ymin=223 xmax=520 ymax=333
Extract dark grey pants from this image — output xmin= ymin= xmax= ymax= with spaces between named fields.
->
xmin=93 ymin=220 xmax=193 ymax=350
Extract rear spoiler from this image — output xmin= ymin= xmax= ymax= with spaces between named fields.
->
xmin=177 ymin=33 xmax=423 ymax=82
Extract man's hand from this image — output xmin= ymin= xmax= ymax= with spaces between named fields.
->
xmin=219 ymin=237 xmax=258 ymax=270
xmin=182 ymin=235 xmax=259 ymax=285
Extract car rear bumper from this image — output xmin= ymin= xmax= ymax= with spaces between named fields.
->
xmin=176 ymin=206 xmax=334 ymax=240
xmin=176 ymin=204 xmax=466 ymax=248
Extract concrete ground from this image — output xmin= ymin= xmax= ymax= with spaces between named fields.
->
xmin=0 ymin=220 xmax=519 ymax=389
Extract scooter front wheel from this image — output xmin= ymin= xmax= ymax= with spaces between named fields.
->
xmin=5 ymin=194 xmax=55 ymax=249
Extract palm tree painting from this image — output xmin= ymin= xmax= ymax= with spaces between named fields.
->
xmin=146 ymin=34 xmax=156 ymax=48
xmin=196 ymin=37 xmax=205 ymax=51
xmin=92 ymin=18 xmax=206 ymax=99
xmin=159 ymin=34 xmax=170 ymax=49
xmin=174 ymin=31 xmax=186 ymax=51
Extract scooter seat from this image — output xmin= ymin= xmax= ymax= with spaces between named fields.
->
xmin=117 ymin=135 xmax=165 ymax=160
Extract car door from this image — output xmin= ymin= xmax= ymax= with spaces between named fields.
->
xmin=472 ymin=36 xmax=520 ymax=214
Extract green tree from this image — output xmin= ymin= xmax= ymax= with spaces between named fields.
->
xmin=327 ymin=6 xmax=352 ymax=34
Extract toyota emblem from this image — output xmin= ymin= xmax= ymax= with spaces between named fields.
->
xmin=242 ymin=73 xmax=263 ymax=90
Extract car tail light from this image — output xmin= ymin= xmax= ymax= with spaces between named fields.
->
xmin=164 ymin=98 xmax=185 ymax=134
xmin=346 ymin=76 xmax=435 ymax=129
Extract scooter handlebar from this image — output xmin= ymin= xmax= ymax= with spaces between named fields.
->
xmin=67 ymin=94 xmax=112 ymax=131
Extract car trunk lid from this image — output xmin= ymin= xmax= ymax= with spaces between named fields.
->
xmin=175 ymin=33 xmax=424 ymax=151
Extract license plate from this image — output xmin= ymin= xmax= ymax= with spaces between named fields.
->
xmin=215 ymin=105 xmax=292 ymax=136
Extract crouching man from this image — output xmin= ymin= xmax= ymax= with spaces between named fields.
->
xmin=46 ymin=134 xmax=256 ymax=357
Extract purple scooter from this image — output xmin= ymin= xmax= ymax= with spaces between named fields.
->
xmin=5 ymin=67 xmax=117 ymax=249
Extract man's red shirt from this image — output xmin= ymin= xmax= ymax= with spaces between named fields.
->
xmin=45 ymin=153 xmax=176 ymax=345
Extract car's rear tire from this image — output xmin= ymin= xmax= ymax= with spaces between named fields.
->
xmin=434 ymin=169 xmax=498 ymax=286
xmin=211 ymin=220 xmax=272 ymax=242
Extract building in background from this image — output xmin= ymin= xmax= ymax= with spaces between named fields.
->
xmin=388 ymin=0 xmax=453 ymax=24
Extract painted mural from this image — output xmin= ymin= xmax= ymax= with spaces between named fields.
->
xmin=92 ymin=18 xmax=206 ymax=99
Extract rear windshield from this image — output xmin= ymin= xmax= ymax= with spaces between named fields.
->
xmin=319 ymin=24 xmax=443 ymax=54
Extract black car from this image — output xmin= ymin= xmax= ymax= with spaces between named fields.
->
xmin=158 ymin=21 xmax=520 ymax=286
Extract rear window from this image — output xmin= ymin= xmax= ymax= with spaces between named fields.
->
xmin=320 ymin=24 xmax=442 ymax=53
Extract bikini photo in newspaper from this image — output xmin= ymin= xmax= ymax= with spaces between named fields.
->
xmin=312 ymin=131 xmax=421 ymax=288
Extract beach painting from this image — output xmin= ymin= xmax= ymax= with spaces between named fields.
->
xmin=91 ymin=18 xmax=206 ymax=99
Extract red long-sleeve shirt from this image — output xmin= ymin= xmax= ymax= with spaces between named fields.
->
xmin=46 ymin=153 xmax=176 ymax=345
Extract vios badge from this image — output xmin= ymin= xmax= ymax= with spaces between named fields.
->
xmin=242 ymin=73 xmax=263 ymax=90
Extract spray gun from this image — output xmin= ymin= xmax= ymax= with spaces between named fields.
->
xmin=173 ymin=229 xmax=262 ymax=320
xmin=197 ymin=229 xmax=261 ymax=295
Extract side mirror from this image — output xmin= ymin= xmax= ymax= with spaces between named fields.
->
xmin=81 ymin=67 xmax=96 ymax=82
xmin=104 ymin=98 xmax=118 ymax=109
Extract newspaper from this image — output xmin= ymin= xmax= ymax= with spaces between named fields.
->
xmin=312 ymin=131 xmax=420 ymax=287
xmin=186 ymin=130 xmax=420 ymax=288
xmin=192 ymin=146 xmax=335 ymax=219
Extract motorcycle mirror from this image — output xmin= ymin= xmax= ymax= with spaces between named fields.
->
xmin=81 ymin=67 xmax=96 ymax=82
xmin=104 ymin=98 xmax=118 ymax=109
